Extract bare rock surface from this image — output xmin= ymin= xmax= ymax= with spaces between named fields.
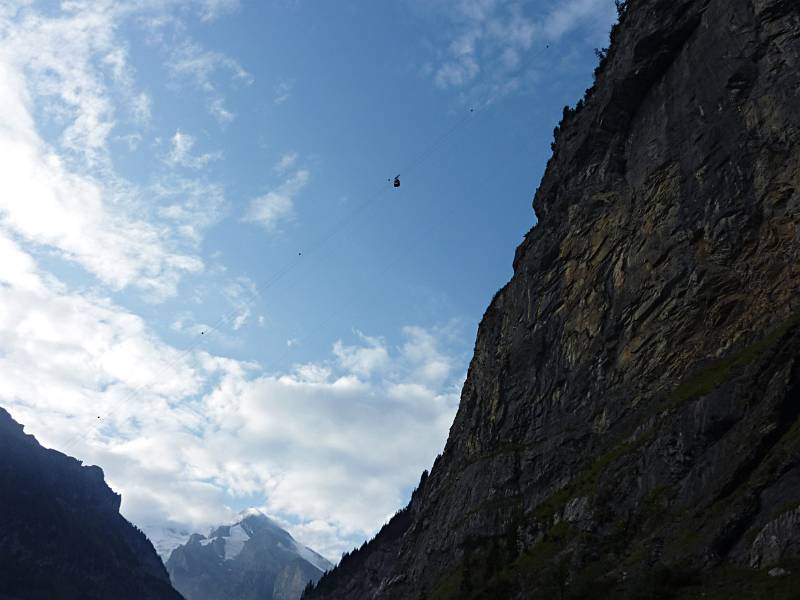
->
xmin=304 ymin=0 xmax=800 ymax=597
xmin=165 ymin=511 xmax=330 ymax=600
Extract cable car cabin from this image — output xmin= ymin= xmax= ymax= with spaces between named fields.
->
xmin=393 ymin=177 xmax=400 ymax=188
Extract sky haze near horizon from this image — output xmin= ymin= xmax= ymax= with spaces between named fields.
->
xmin=0 ymin=0 xmax=617 ymax=560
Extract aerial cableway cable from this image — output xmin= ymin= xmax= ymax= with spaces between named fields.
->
xmin=269 ymin=141 xmax=526 ymax=372
xmin=388 ymin=43 xmax=551 ymax=189
xmin=61 ymin=42 xmax=552 ymax=454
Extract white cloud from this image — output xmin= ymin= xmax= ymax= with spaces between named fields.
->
xmin=232 ymin=310 xmax=250 ymax=331
xmin=401 ymin=325 xmax=455 ymax=387
xmin=187 ymin=333 xmax=460 ymax=558
xmin=273 ymin=152 xmax=298 ymax=174
xmin=0 ymin=238 xmax=462 ymax=560
xmin=197 ymin=0 xmax=241 ymax=22
xmin=422 ymin=0 xmax=616 ymax=100
xmin=333 ymin=332 xmax=390 ymax=378
xmin=541 ymin=0 xmax=616 ymax=41
xmin=168 ymin=39 xmax=253 ymax=123
xmin=131 ymin=92 xmax=152 ymax=123
xmin=434 ymin=54 xmax=480 ymax=88
xmin=151 ymin=177 xmax=228 ymax=245
xmin=273 ymin=80 xmax=292 ymax=105
xmin=1 ymin=1 xmax=118 ymax=163
xmin=244 ymin=169 xmax=310 ymax=231
xmin=117 ymin=132 xmax=144 ymax=151
xmin=0 ymin=0 xmax=466 ymax=567
xmin=222 ymin=277 xmax=258 ymax=331
xmin=209 ymin=96 xmax=235 ymax=123
xmin=0 ymin=63 xmax=203 ymax=297
xmin=0 ymin=232 xmax=202 ymax=436
xmin=165 ymin=130 xmax=222 ymax=170
xmin=168 ymin=130 xmax=198 ymax=164
xmin=0 ymin=2 xmax=236 ymax=299
xmin=169 ymin=38 xmax=252 ymax=90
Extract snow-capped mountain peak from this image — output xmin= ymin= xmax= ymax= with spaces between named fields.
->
xmin=166 ymin=509 xmax=333 ymax=600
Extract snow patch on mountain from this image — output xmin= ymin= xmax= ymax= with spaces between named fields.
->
xmin=144 ymin=524 xmax=193 ymax=561
xmin=223 ymin=523 xmax=249 ymax=560
xmin=166 ymin=508 xmax=332 ymax=600
xmin=292 ymin=540 xmax=332 ymax=573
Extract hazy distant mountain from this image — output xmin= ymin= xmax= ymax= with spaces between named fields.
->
xmin=0 ymin=406 xmax=184 ymax=600
xmin=145 ymin=523 xmax=194 ymax=562
xmin=166 ymin=510 xmax=331 ymax=600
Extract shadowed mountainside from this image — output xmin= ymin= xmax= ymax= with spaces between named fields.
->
xmin=0 ymin=407 xmax=184 ymax=600
xmin=305 ymin=0 xmax=800 ymax=598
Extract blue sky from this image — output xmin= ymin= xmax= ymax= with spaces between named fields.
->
xmin=0 ymin=0 xmax=617 ymax=560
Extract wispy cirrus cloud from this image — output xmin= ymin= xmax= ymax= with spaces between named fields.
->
xmin=245 ymin=163 xmax=310 ymax=232
xmin=165 ymin=130 xmax=222 ymax=169
xmin=541 ymin=0 xmax=617 ymax=40
xmin=151 ymin=176 xmax=228 ymax=245
xmin=0 ymin=1 xmax=239 ymax=299
xmin=273 ymin=80 xmax=293 ymax=105
xmin=0 ymin=60 xmax=203 ymax=298
xmin=197 ymin=0 xmax=241 ymax=22
xmin=419 ymin=0 xmax=616 ymax=101
xmin=273 ymin=151 xmax=298 ymax=174
xmin=221 ymin=276 xmax=260 ymax=332
xmin=168 ymin=38 xmax=253 ymax=123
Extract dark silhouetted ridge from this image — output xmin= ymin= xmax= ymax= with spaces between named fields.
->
xmin=0 ymin=406 xmax=184 ymax=600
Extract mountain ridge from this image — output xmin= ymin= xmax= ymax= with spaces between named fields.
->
xmin=0 ymin=406 xmax=184 ymax=600
xmin=166 ymin=509 xmax=331 ymax=600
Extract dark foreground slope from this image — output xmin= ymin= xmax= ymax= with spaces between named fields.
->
xmin=0 ymin=407 xmax=184 ymax=600
xmin=305 ymin=0 xmax=800 ymax=598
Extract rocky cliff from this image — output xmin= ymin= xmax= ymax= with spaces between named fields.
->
xmin=304 ymin=0 xmax=800 ymax=598
xmin=0 ymin=407 xmax=184 ymax=600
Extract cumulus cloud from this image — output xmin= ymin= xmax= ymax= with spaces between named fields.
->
xmin=244 ymin=168 xmax=310 ymax=231
xmin=1 ymin=1 xmax=118 ymax=163
xmin=177 ymin=331 xmax=460 ymax=559
xmin=401 ymin=325 xmax=455 ymax=387
xmin=0 ymin=0 xmax=466 ymax=566
xmin=333 ymin=332 xmax=390 ymax=378
xmin=0 ymin=232 xmax=203 ymax=441
xmin=0 ymin=237 xmax=463 ymax=560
